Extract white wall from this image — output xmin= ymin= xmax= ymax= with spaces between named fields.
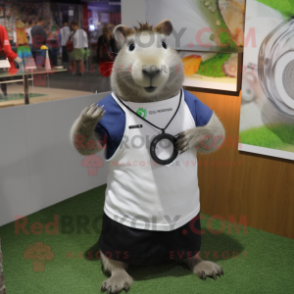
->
xmin=121 ymin=0 xmax=146 ymax=26
xmin=145 ymin=0 xmax=209 ymax=49
xmin=0 ymin=93 xmax=110 ymax=227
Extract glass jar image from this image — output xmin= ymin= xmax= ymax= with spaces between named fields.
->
xmin=258 ymin=18 xmax=294 ymax=117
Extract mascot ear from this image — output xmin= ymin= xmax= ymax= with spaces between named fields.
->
xmin=154 ymin=20 xmax=173 ymax=36
xmin=113 ymin=25 xmax=135 ymax=46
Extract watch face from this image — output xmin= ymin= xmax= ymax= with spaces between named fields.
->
xmin=155 ymin=138 xmax=175 ymax=160
xmin=150 ymin=133 xmax=178 ymax=165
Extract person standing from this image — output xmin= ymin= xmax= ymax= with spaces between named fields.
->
xmin=47 ymin=29 xmax=59 ymax=67
xmin=0 ymin=25 xmax=22 ymax=99
xmin=69 ymin=20 xmax=88 ymax=75
xmin=31 ymin=16 xmax=47 ymax=68
xmin=25 ymin=19 xmax=34 ymax=50
xmin=97 ymin=23 xmax=118 ymax=77
xmin=59 ymin=21 xmax=70 ymax=66
xmin=15 ymin=20 xmax=32 ymax=66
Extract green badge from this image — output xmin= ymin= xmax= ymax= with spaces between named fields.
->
xmin=137 ymin=108 xmax=147 ymax=118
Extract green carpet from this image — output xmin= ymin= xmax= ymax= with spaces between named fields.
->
xmin=0 ymin=185 xmax=293 ymax=294
xmin=0 ymin=93 xmax=47 ymax=101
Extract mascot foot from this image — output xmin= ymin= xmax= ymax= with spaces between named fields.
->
xmin=101 ymin=271 xmax=133 ymax=293
xmin=193 ymin=260 xmax=224 ymax=280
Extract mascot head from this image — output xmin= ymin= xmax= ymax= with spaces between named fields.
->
xmin=111 ymin=20 xmax=184 ymax=102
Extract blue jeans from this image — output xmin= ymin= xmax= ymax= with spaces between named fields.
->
xmin=32 ymin=49 xmax=46 ymax=67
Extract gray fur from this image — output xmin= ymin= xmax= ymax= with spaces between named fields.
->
xmin=70 ymin=104 xmax=105 ymax=156
xmin=184 ymin=256 xmax=224 ymax=280
xmin=70 ymin=20 xmax=225 ymax=292
xmin=176 ymin=113 xmax=225 ymax=154
xmin=100 ymin=252 xmax=133 ymax=293
xmin=110 ymin=46 xmax=184 ymax=103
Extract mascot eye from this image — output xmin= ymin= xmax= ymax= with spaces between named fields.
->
xmin=162 ymin=41 xmax=167 ymax=49
xmin=129 ymin=44 xmax=135 ymax=51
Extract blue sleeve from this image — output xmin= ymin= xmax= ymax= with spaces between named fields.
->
xmin=183 ymin=89 xmax=213 ymax=127
xmin=94 ymin=94 xmax=126 ymax=159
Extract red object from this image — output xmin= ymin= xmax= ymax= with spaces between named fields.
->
xmin=66 ymin=30 xmax=76 ymax=52
xmin=8 ymin=63 xmax=18 ymax=75
xmin=0 ymin=25 xmax=17 ymax=62
xmin=109 ymin=12 xmax=121 ymax=25
xmin=66 ymin=38 xmax=74 ymax=52
xmin=99 ymin=61 xmax=114 ymax=77
xmin=83 ymin=4 xmax=89 ymax=35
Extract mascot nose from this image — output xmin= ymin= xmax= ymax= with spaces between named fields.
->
xmin=142 ymin=66 xmax=160 ymax=78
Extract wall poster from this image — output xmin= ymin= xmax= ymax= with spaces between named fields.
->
xmin=146 ymin=0 xmax=245 ymax=92
xmin=239 ymin=0 xmax=294 ymax=161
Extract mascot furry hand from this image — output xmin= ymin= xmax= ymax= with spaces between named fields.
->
xmin=71 ymin=20 xmax=225 ymax=293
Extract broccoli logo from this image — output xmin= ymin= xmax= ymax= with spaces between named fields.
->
xmin=137 ymin=108 xmax=147 ymax=118
xmin=23 ymin=242 xmax=54 ymax=272
xmin=82 ymin=154 xmax=104 ymax=176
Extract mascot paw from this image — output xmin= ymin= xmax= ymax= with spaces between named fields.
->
xmin=101 ymin=272 xmax=133 ymax=293
xmin=80 ymin=103 xmax=106 ymax=130
xmin=193 ymin=260 xmax=224 ymax=280
xmin=176 ymin=128 xmax=199 ymax=154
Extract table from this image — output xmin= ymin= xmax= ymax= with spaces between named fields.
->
xmin=0 ymin=68 xmax=67 ymax=105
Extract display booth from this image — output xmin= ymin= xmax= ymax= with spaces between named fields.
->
xmin=0 ymin=0 xmax=293 ymax=294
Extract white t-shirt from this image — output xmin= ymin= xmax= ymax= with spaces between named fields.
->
xmin=72 ymin=29 xmax=88 ymax=49
xmin=124 ymin=92 xmax=181 ymax=129
xmin=25 ymin=27 xmax=32 ymax=44
xmin=60 ymin=26 xmax=70 ymax=46
xmin=104 ymin=90 xmax=200 ymax=231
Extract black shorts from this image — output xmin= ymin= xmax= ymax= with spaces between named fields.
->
xmin=98 ymin=212 xmax=202 ymax=266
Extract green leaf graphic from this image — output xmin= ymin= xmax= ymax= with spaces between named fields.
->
xmin=240 ymin=124 xmax=294 ymax=151
xmin=198 ymin=53 xmax=231 ymax=77
xmin=256 ymin=0 xmax=294 ymax=18
xmin=137 ymin=108 xmax=147 ymax=118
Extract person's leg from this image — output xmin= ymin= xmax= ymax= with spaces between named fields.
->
xmin=79 ymin=60 xmax=85 ymax=75
xmin=49 ymin=48 xmax=58 ymax=67
xmin=35 ymin=51 xmax=45 ymax=69
xmin=68 ymin=54 xmax=72 ymax=72
xmin=0 ymin=83 xmax=7 ymax=99
xmin=62 ymin=46 xmax=68 ymax=68
xmin=32 ymin=50 xmax=39 ymax=69
xmin=53 ymin=51 xmax=58 ymax=67
xmin=72 ymin=60 xmax=77 ymax=74
xmin=62 ymin=46 xmax=66 ymax=63
xmin=32 ymin=49 xmax=36 ymax=60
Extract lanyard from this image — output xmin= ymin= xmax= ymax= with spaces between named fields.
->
xmin=116 ymin=89 xmax=183 ymax=134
